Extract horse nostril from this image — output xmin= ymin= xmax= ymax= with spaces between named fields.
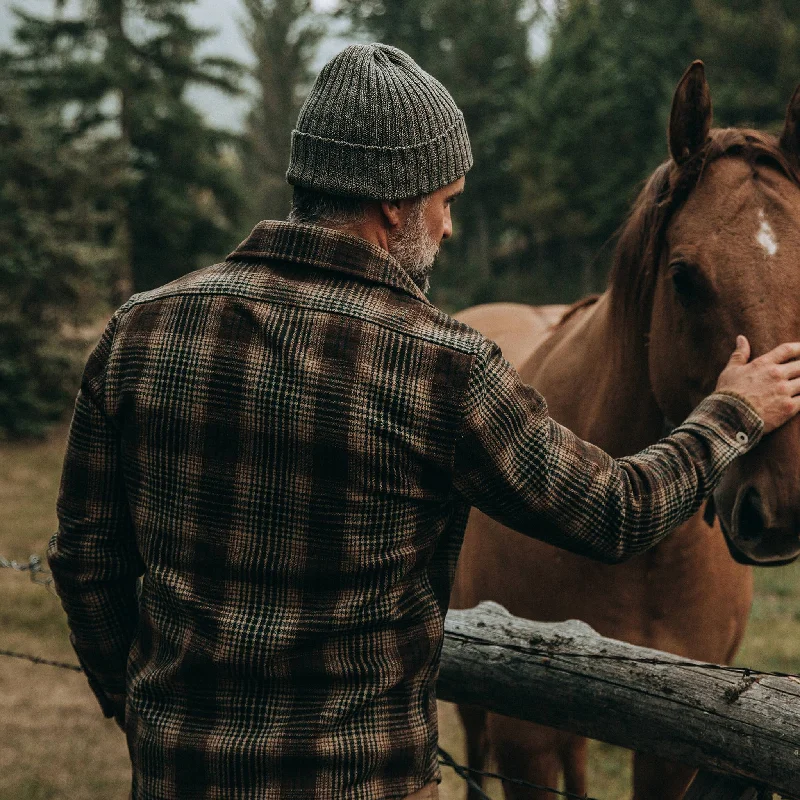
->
xmin=738 ymin=487 xmax=766 ymax=542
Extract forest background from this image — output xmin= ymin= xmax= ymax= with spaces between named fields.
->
xmin=3 ymin=0 xmax=800 ymax=438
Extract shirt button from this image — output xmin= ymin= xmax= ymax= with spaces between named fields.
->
xmin=735 ymin=431 xmax=749 ymax=446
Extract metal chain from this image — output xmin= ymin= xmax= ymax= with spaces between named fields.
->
xmin=438 ymin=745 xmax=603 ymax=800
xmin=0 ymin=553 xmax=56 ymax=594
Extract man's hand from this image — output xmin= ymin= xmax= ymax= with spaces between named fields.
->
xmin=716 ymin=336 xmax=800 ymax=434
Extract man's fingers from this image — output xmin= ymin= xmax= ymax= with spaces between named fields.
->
xmin=789 ymin=377 xmax=800 ymax=397
xmin=782 ymin=360 xmax=800 ymax=381
xmin=772 ymin=395 xmax=800 ymax=433
xmin=764 ymin=341 xmax=800 ymax=364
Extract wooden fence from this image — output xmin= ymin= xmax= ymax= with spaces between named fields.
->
xmin=438 ymin=602 xmax=800 ymax=800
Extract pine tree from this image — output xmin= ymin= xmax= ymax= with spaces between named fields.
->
xmin=338 ymin=0 xmax=444 ymax=66
xmin=241 ymin=0 xmax=322 ymax=223
xmin=515 ymin=0 xmax=700 ymax=297
xmin=696 ymin=0 xmax=800 ymax=128
xmin=0 ymin=75 xmax=122 ymax=437
xmin=9 ymin=0 xmax=246 ymax=294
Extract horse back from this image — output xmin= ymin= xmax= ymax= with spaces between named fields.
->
xmin=454 ymin=302 xmax=567 ymax=372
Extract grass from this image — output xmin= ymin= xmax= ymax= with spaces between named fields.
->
xmin=2 ymin=426 xmax=799 ymax=799
xmin=0 ymin=426 xmax=131 ymax=800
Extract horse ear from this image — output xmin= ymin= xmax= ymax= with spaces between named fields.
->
xmin=779 ymin=84 xmax=800 ymax=165
xmin=669 ymin=61 xmax=712 ymax=165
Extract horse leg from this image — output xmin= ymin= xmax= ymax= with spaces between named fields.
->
xmin=632 ymin=753 xmax=696 ymax=800
xmin=457 ymin=703 xmax=489 ymax=800
xmin=561 ymin=736 xmax=587 ymax=798
xmin=487 ymin=714 xmax=584 ymax=800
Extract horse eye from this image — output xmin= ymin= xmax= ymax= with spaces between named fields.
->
xmin=669 ymin=262 xmax=697 ymax=307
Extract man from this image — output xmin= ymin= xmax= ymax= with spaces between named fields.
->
xmin=49 ymin=43 xmax=800 ymax=800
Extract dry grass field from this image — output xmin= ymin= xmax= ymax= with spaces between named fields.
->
xmin=2 ymin=425 xmax=799 ymax=799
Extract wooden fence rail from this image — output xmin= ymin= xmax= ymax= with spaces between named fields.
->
xmin=438 ymin=602 xmax=800 ymax=799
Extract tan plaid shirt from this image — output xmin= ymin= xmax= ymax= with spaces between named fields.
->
xmin=49 ymin=221 xmax=762 ymax=799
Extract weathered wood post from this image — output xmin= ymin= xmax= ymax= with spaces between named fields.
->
xmin=439 ymin=602 xmax=800 ymax=799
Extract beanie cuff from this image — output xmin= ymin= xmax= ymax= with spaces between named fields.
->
xmin=287 ymin=112 xmax=473 ymax=200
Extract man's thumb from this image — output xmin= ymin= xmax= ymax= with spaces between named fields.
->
xmin=730 ymin=335 xmax=751 ymax=364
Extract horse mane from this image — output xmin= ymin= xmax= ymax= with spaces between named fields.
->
xmin=607 ymin=128 xmax=800 ymax=358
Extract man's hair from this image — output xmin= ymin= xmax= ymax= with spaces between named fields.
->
xmin=288 ymin=186 xmax=368 ymax=227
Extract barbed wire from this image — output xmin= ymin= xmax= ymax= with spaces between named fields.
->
xmin=438 ymin=745 xmax=603 ymax=800
xmin=4 ymin=551 xmax=799 ymax=682
xmin=0 ymin=553 xmax=793 ymax=798
xmin=0 ymin=643 xmax=759 ymax=800
xmin=0 ymin=553 xmax=56 ymax=594
xmin=438 ymin=746 xmax=494 ymax=799
xmin=0 ymin=648 xmax=81 ymax=672
xmin=3 ymin=551 xmax=799 ymax=681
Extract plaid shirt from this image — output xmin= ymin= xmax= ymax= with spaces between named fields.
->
xmin=49 ymin=221 xmax=763 ymax=799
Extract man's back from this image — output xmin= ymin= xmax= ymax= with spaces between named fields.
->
xmin=57 ymin=222 xmax=485 ymax=798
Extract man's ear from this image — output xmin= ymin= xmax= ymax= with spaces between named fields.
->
xmin=380 ymin=199 xmax=403 ymax=229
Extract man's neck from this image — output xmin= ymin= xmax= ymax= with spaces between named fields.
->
xmin=323 ymin=207 xmax=391 ymax=254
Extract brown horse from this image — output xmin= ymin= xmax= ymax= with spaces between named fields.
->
xmin=450 ymin=62 xmax=800 ymax=800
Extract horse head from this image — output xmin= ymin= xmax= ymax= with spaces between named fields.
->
xmin=611 ymin=62 xmax=800 ymax=566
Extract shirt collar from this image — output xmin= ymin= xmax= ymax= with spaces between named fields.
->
xmin=227 ymin=221 xmax=431 ymax=305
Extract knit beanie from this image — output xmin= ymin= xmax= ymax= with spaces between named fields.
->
xmin=287 ymin=43 xmax=473 ymax=200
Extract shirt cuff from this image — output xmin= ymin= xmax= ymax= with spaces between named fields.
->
xmin=682 ymin=392 xmax=764 ymax=453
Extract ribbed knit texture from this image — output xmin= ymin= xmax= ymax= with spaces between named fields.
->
xmin=287 ymin=43 xmax=473 ymax=200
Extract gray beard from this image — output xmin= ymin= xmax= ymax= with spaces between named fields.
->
xmin=387 ymin=199 xmax=440 ymax=294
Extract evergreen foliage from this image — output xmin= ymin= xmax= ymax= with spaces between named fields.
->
xmin=517 ymin=0 xmax=700 ymax=295
xmin=1 ymin=0 xmax=247 ymax=437
xmin=696 ymin=0 xmax=800 ymax=127
xmin=6 ymin=0 xmax=800 ymax=437
xmin=9 ymin=0 xmax=245 ymax=294
xmin=241 ymin=0 xmax=322 ymax=223
xmin=0 ymin=78 xmax=121 ymax=438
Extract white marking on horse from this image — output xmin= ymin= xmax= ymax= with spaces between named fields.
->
xmin=756 ymin=209 xmax=778 ymax=257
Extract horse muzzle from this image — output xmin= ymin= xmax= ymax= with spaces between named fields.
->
xmin=715 ymin=485 xmax=800 ymax=566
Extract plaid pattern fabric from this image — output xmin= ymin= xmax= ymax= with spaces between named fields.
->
xmin=49 ymin=221 xmax=763 ymax=799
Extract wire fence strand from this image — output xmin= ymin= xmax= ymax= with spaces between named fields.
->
xmin=4 ymin=551 xmax=800 ymax=682
xmin=0 ymin=551 xmax=793 ymax=799
xmin=438 ymin=745 xmax=603 ymax=800
xmin=0 ymin=648 xmax=82 ymax=672
xmin=0 ymin=553 xmax=56 ymax=593
xmin=438 ymin=746 xmax=494 ymax=800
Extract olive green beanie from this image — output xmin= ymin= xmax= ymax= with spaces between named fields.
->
xmin=287 ymin=43 xmax=473 ymax=200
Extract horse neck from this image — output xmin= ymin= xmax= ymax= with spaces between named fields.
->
xmin=523 ymin=292 xmax=665 ymax=458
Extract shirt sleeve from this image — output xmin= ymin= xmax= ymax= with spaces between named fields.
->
xmin=452 ymin=340 xmax=764 ymax=563
xmin=47 ymin=312 xmax=144 ymax=726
